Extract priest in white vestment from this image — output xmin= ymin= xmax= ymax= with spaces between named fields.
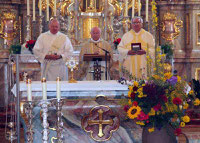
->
xmin=118 ymin=17 xmax=155 ymax=79
xmin=33 ymin=19 xmax=73 ymax=81
xmin=78 ymin=27 xmax=114 ymax=80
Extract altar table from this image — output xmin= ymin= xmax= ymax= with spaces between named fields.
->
xmin=12 ymin=81 xmax=144 ymax=143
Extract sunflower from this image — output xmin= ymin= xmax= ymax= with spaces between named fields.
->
xmin=180 ymin=122 xmax=185 ymax=127
xmin=182 ymin=116 xmax=190 ymax=123
xmin=127 ymin=106 xmax=142 ymax=119
xmin=148 ymin=127 xmax=155 ymax=133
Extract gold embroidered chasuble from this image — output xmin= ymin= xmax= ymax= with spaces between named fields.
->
xmin=118 ymin=29 xmax=155 ymax=79
xmin=78 ymin=39 xmax=113 ymax=80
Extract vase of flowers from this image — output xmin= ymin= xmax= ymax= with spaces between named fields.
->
xmin=25 ymin=40 xmax=36 ymax=54
xmin=122 ymin=73 xmax=197 ymax=143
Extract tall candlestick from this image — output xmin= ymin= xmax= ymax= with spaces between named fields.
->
xmin=39 ymin=0 xmax=42 ymax=16
xmin=27 ymin=79 xmax=32 ymax=101
xmin=33 ymin=0 xmax=35 ymax=21
xmin=138 ymin=0 xmax=141 ymax=16
xmin=132 ymin=0 xmax=135 ymax=18
xmin=42 ymin=78 xmax=47 ymax=100
xmin=56 ymin=77 xmax=61 ymax=100
xmin=146 ymin=0 xmax=149 ymax=22
xmin=46 ymin=0 xmax=49 ymax=21
xmin=125 ymin=0 xmax=128 ymax=17
xmin=54 ymin=0 xmax=56 ymax=17
xmin=27 ymin=0 xmax=30 ymax=15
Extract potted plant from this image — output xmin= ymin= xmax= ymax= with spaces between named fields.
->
xmin=10 ymin=44 xmax=21 ymax=54
xmin=121 ymin=72 xmax=198 ymax=143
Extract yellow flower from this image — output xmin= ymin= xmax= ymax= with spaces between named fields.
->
xmin=183 ymin=103 xmax=189 ymax=109
xmin=177 ymin=76 xmax=181 ymax=82
xmin=180 ymin=122 xmax=185 ymax=127
xmin=128 ymin=91 xmax=132 ymax=98
xmin=133 ymin=81 xmax=139 ymax=87
xmin=194 ymin=98 xmax=200 ymax=106
xmin=149 ymin=108 xmax=156 ymax=116
xmin=136 ymin=121 xmax=145 ymax=126
xmin=189 ymin=90 xmax=194 ymax=95
xmin=127 ymin=106 xmax=141 ymax=119
xmin=148 ymin=127 xmax=155 ymax=133
xmin=129 ymin=86 xmax=133 ymax=91
xmin=182 ymin=116 xmax=190 ymax=123
xmin=164 ymin=72 xmax=172 ymax=80
xmin=128 ymin=99 xmax=132 ymax=105
xmin=138 ymin=93 xmax=144 ymax=98
xmin=142 ymin=84 xmax=145 ymax=86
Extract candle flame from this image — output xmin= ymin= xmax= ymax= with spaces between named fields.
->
xmin=41 ymin=77 xmax=46 ymax=82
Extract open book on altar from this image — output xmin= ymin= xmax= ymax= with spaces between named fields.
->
xmin=83 ymin=54 xmax=111 ymax=61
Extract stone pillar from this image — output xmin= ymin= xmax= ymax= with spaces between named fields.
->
xmin=0 ymin=50 xmax=10 ymax=107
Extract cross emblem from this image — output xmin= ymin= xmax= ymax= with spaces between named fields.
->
xmin=82 ymin=105 xmax=119 ymax=142
xmin=88 ymin=109 xmax=113 ymax=137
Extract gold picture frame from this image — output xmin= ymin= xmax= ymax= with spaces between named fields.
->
xmin=196 ymin=13 xmax=200 ymax=45
xmin=0 ymin=11 xmax=18 ymax=41
xmin=160 ymin=12 xmax=183 ymax=41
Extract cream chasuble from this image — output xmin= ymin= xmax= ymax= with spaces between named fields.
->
xmin=78 ymin=39 xmax=113 ymax=80
xmin=33 ymin=31 xmax=73 ymax=81
xmin=118 ymin=29 xmax=155 ymax=79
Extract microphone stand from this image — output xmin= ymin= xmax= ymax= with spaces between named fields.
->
xmin=94 ymin=43 xmax=110 ymax=80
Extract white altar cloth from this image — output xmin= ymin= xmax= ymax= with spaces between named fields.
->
xmin=12 ymin=80 xmax=128 ymax=99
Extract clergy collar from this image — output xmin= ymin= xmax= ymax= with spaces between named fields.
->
xmin=48 ymin=31 xmax=60 ymax=36
xmin=90 ymin=38 xmax=102 ymax=43
xmin=132 ymin=29 xmax=143 ymax=35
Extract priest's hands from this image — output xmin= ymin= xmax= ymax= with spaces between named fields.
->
xmin=127 ymin=50 xmax=146 ymax=55
xmin=45 ymin=54 xmax=62 ymax=60
xmin=137 ymin=50 xmax=146 ymax=55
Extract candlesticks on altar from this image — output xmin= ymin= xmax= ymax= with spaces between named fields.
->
xmin=146 ymin=0 xmax=149 ymax=22
xmin=132 ymin=0 xmax=135 ymax=18
xmin=56 ymin=77 xmax=61 ymax=100
xmin=41 ymin=77 xmax=47 ymax=100
xmin=27 ymin=79 xmax=32 ymax=101
xmin=33 ymin=0 xmax=36 ymax=21
xmin=54 ymin=0 xmax=57 ymax=17
xmin=27 ymin=0 xmax=30 ymax=15
xmin=46 ymin=0 xmax=49 ymax=21
xmin=138 ymin=0 xmax=141 ymax=16
xmin=125 ymin=0 xmax=128 ymax=17
xmin=39 ymin=0 xmax=42 ymax=16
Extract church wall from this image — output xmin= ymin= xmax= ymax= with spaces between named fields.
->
xmin=157 ymin=1 xmax=200 ymax=81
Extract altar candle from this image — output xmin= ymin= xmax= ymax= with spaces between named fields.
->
xmin=56 ymin=77 xmax=61 ymax=100
xmin=27 ymin=79 xmax=32 ymax=101
xmin=33 ymin=0 xmax=36 ymax=21
xmin=138 ymin=0 xmax=141 ymax=16
xmin=146 ymin=0 xmax=149 ymax=22
xmin=132 ymin=0 xmax=135 ymax=18
xmin=39 ymin=0 xmax=42 ymax=16
xmin=46 ymin=0 xmax=49 ymax=21
xmin=27 ymin=0 xmax=30 ymax=15
xmin=54 ymin=0 xmax=56 ymax=17
xmin=41 ymin=77 xmax=47 ymax=100
xmin=125 ymin=0 xmax=128 ymax=17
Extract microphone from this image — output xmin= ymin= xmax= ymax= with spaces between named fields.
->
xmin=94 ymin=43 xmax=110 ymax=54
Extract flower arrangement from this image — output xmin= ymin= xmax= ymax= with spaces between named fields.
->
xmin=25 ymin=40 xmax=36 ymax=54
xmin=113 ymin=38 xmax=121 ymax=49
xmin=122 ymin=72 xmax=198 ymax=136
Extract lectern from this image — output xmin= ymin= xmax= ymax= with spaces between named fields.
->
xmin=83 ymin=54 xmax=111 ymax=80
